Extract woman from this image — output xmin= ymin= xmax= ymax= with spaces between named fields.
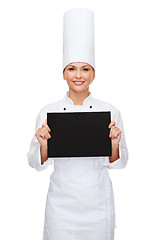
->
xmin=27 ymin=8 xmax=128 ymax=240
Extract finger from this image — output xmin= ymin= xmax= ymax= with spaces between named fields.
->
xmin=45 ymin=119 xmax=50 ymax=131
xmin=109 ymin=126 xmax=117 ymax=138
xmin=46 ymin=132 xmax=51 ymax=139
xmin=109 ymin=128 xmax=115 ymax=138
xmin=108 ymin=121 xmax=116 ymax=129
xmin=43 ymin=119 xmax=48 ymax=128
xmin=114 ymin=129 xmax=121 ymax=138
xmin=110 ymin=128 xmax=121 ymax=139
xmin=39 ymin=129 xmax=46 ymax=138
xmin=42 ymin=120 xmax=51 ymax=132
xmin=109 ymin=126 xmax=117 ymax=137
xmin=39 ymin=128 xmax=50 ymax=139
xmin=43 ymin=125 xmax=51 ymax=133
xmin=48 ymin=132 xmax=51 ymax=138
xmin=41 ymin=132 xmax=51 ymax=140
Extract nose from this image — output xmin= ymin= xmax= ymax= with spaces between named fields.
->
xmin=76 ymin=69 xmax=81 ymax=79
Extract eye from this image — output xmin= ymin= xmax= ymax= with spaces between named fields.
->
xmin=69 ymin=68 xmax=74 ymax=71
xmin=83 ymin=68 xmax=89 ymax=71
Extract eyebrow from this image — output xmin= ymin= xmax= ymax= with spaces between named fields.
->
xmin=69 ymin=64 xmax=89 ymax=67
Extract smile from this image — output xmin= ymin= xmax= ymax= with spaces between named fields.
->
xmin=73 ymin=81 xmax=85 ymax=86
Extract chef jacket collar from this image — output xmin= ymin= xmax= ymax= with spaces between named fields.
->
xmin=64 ymin=91 xmax=92 ymax=106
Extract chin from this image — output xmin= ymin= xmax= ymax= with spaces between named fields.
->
xmin=70 ymin=87 xmax=89 ymax=93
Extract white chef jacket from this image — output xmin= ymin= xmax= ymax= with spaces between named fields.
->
xmin=27 ymin=91 xmax=128 ymax=240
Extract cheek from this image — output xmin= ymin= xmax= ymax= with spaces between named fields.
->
xmin=65 ymin=72 xmax=74 ymax=80
xmin=84 ymin=72 xmax=93 ymax=80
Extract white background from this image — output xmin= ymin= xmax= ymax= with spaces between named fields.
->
xmin=0 ymin=0 xmax=160 ymax=239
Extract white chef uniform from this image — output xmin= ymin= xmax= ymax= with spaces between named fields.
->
xmin=27 ymin=91 xmax=128 ymax=240
xmin=27 ymin=8 xmax=128 ymax=240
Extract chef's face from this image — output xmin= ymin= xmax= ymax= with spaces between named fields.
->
xmin=63 ymin=62 xmax=95 ymax=93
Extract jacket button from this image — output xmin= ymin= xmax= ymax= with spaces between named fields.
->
xmin=64 ymin=108 xmax=66 ymax=110
xmin=90 ymin=106 xmax=92 ymax=108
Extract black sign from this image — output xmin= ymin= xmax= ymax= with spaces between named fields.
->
xmin=47 ymin=111 xmax=112 ymax=158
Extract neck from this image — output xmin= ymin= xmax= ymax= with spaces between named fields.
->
xmin=68 ymin=89 xmax=90 ymax=105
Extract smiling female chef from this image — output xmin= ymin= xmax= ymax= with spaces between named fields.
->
xmin=27 ymin=8 xmax=128 ymax=240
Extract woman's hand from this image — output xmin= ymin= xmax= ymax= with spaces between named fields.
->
xmin=108 ymin=121 xmax=122 ymax=148
xmin=108 ymin=121 xmax=122 ymax=163
xmin=35 ymin=119 xmax=51 ymax=147
xmin=35 ymin=119 xmax=51 ymax=165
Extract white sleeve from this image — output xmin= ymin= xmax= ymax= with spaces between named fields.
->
xmin=27 ymin=111 xmax=53 ymax=171
xmin=107 ymin=110 xmax=129 ymax=169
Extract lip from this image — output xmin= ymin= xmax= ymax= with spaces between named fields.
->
xmin=73 ymin=81 xmax=85 ymax=86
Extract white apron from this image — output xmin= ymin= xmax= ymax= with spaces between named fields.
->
xmin=27 ymin=91 xmax=128 ymax=240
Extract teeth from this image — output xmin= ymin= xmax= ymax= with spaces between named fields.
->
xmin=74 ymin=81 xmax=84 ymax=84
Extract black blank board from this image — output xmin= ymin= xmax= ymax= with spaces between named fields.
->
xmin=47 ymin=111 xmax=112 ymax=158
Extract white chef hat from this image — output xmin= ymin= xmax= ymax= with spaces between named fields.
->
xmin=63 ymin=8 xmax=95 ymax=71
